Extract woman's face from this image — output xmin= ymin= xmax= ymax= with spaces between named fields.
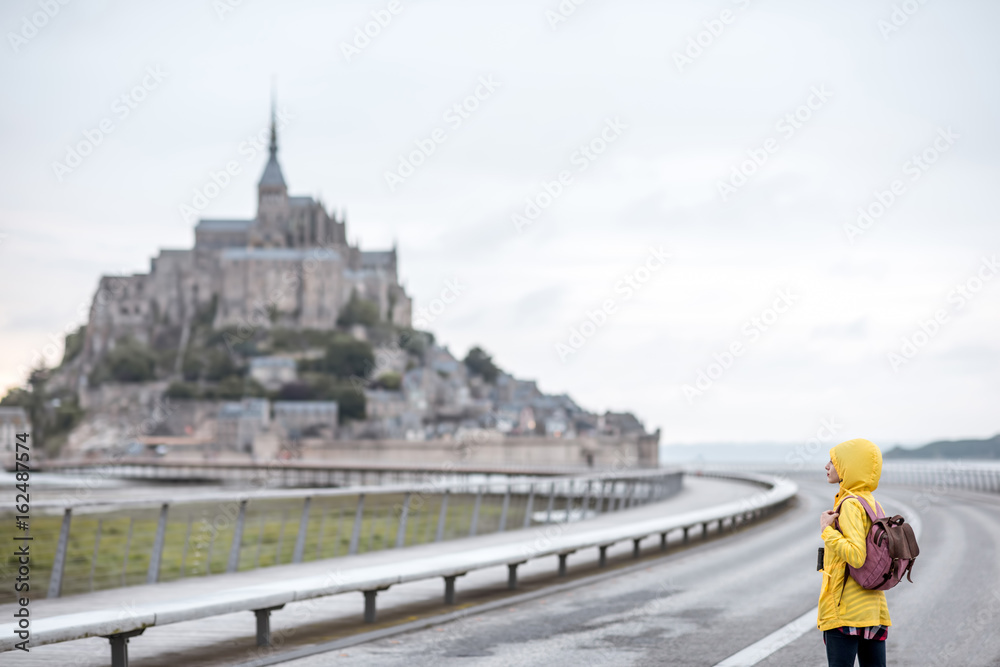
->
xmin=825 ymin=459 xmax=841 ymax=484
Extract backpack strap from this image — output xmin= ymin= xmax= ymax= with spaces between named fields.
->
xmin=832 ymin=495 xmax=881 ymax=607
xmin=836 ymin=495 xmax=882 ymax=521
xmin=833 ymin=496 xmax=884 ymax=532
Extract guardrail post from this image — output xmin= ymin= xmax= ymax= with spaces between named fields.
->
xmin=373 ymin=508 xmax=386 ymax=551
xmin=558 ymin=553 xmax=569 ymax=577
xmin=180 ymin=515 xmax=193 ymax=576
xmin=444 ymin=574 xmax=463 ymax=604
xmin=47 ymin=508 xmax=72 ymax=598
xmin=508 ymin=562 xmax=523 ymax=589
xmin=498 ymin=486 xmax=511 ymax=532
xmin=599 ymin=545 xmax=609 ymax=567
xmin=659 ymin=532 xmax=668 ymax=551
xmin=617 ymin=482 xmax=628 ymax=511
xmin=274 ymin=511 xmax=289 ymax=565
xmin=396 ymin=492 xmax=411 ymax=548
xmin=224 ymin=500 xmax=247 ymax=573
xmin=89 ymin=519 xmax=103 ymax=591
xmin=104 ymin=628 xmax=145 ymax=667
xmin=545 ymin=483 xmax=556 ymax=523
xmin=147 ymin=503 xmax=170 ymax=584
xmin=523 ymin=484 xmax=535 ymax=528
xmin=122 ymin=517 xmax=136 ymax=584
xmin=702 ymin=521 xmax=709 ymax=538
xmin=563 ymin=482 xmax=575 ymax=524
xmin=435 ymin=491 xmax=449 ymax=542
xmin=349 ymin=494 xmax=365 ymax=555
xmin=682 ymin=526 xmax=689 ymax=543
xmin=363 ymin=590 xmax=378 ymax=623
xmin=469 ymin=486 xmax=483 ymax=537
xmin=581 ymin=480 xmax=592 ymax=518
xmin=333 ymin=507 xmax=345 ymax=557
xmin=253 ymin=604 xmax=285 ymax=647
xmin=252 ymin=515 xmax=264 ymax=567
xmin=632 ymin=538 xmax=642 ymax=558
xmin=293 ymin=497 xmax=312 ymax=563
xmin=596 ymin=480 xmax=607 ymax=513
xmin=316 ymin=506 xmax=328 ymax=559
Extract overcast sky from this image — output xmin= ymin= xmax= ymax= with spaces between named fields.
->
xmin=1 ymin=0 xmax=998 ymax=447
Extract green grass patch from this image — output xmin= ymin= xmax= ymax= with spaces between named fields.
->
xmin=0 ymin=490 xmax=547 ymax=603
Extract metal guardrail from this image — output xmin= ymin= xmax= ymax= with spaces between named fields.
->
xmin=879 ymin=461 xmax=1000 ymax=493
xmin=3 ymin=469 xmax=682 ymax=604
xmin=687 ymin=461 xmax=1000 ymax=494
xmin=0 ymin=471 xmax=795 ymax=666
xmin=29 ymin=457 xmax=596 ymax=486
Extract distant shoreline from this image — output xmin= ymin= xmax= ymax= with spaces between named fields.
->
xmin=660 ymin=434 xmax=1000 ymax=462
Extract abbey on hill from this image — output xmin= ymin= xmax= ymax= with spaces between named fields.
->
xmin=10 ymin=102 xmax=659 ymax=469
xmin=80 ymin=106 xmax=412 ymax=369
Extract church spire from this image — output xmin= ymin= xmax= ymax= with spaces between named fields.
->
xmin=258 ymin=83 xmax=287 ymax=190
xmin=269 ymin=84 xmax=278 ymax=157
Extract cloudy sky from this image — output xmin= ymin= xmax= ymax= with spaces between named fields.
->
xmin=1 ymin=0 xmax=998 ymax=448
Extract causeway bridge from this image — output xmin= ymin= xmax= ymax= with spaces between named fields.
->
xmin=2 ymin=461 xmax=998 ymax=666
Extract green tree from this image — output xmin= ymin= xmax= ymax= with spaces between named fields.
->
xmin=0 ymin=368 xmax=75 ymax=456
xmin=1 ymin=371 xmax=47 ymax=445
xmin=279 ymin=376 xmax=366 ymax=424
xmin=214 ymin=376 xmax=247 ymax=400
xmin=398 ymin=329 xmax=434 ymax=360
xmin=91 ymin=338 xmax=158 ymax=384
xmin=337 ymin=290 xmax=380 ymax=327
xmin=322 ymin=339 xmax=375 ymax=379
xmin=49 ymin=394 xmax=83 ymax=438
xmin=374 ymin=372 xmax=402 ymax=391
xmin=332 ymin=387 xmax=366 ymax=423
xmin=181 ymin=354 xmax=203 ymax=381
xmin=276 ymin=381 xmax=316 ymax=401
xmin=165 ymin=382 xmax=200 ymax=399
xmin=464 ymin=346 xmax=501 ymax=383
xmin=202 ymin=349 xmax=237 ymax=382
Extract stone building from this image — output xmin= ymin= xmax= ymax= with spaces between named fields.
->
xmin=78 ymin=103 xmax=412 ymax=369
xmin=216 ymin=398 xmax=270 ymax=453
xmin=248 ymin=356 xmax=297 ymax=390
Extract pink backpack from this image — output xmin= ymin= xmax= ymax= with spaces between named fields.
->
xmin=835 ymin=495 xmax=919 ymax=592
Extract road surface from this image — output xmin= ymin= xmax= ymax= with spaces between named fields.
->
xmin=280 ymin=480 xmax=1000 ymax=667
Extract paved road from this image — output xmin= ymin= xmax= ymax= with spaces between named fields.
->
xmin=282 ymin=481 xmax=1000 ymax=667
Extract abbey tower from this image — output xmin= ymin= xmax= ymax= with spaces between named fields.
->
xmin=79 ymin=104 xmax=412 ymax=371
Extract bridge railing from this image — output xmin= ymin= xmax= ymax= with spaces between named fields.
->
xmin=0 ymin=471 xmax=795 ymax=666
xmin=685 ymin=460 xmax=1000 ymax=494
xmin=30 ymin=457 xmax=596 ymax=487
xmin=0 ymin=469 xmax=682 ymax=604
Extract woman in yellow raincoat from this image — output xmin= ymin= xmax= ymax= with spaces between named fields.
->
xmin=817 ymin=438 xmax=892 ymax=667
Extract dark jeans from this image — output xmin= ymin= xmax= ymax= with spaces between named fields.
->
xmin=824 ymin=630 xmax=887 ymax=667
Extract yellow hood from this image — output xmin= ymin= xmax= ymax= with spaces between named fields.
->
xmin=830 ymin=438 xmax=882 ymax=509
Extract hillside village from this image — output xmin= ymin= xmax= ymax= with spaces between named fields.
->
xmin=0 ymin=107 xmax=659 ymax=468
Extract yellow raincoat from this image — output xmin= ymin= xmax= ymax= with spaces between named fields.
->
xmin=816 ymin=438 xmax=892 ymax=631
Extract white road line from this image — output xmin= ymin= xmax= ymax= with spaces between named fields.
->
xmin=712 ymin=490 xmax=923 ymax=667
xmin=714 ymin=608 xmax=818 ymax=666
